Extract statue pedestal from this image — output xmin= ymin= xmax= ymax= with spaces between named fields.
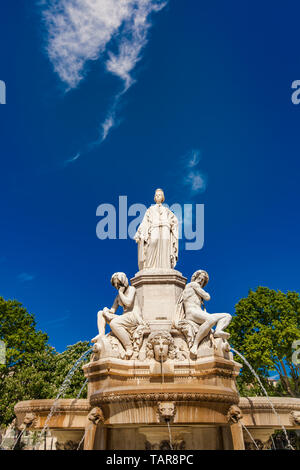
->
xmin=131 ymin=269 xmax=187 ymax=326
xmin=83 ymin=355 xmax=242 ymax=450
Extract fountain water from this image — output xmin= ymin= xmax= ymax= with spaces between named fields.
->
xmin=160 ymin=356 xmax=164 ymax=384
xmin=40 ymin=348 xmax=92 ymax=438
xmin=77 ymin=425 xmax=90 ymax=451
xmin=12 ymin=427 xmax=26 ymax=450
xmin=167 ymin=421 xmax=173 ymax=450
xmin=76 ymin=378 xmax=88 ymax=400
xmin=241 ymin=423 xmax=260 ymax=450
xmin=231 ymin=347 xmax=294 ymax=450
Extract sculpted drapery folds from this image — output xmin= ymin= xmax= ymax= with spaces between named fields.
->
xmin=134 ymin=189 xmax=178 ymax=270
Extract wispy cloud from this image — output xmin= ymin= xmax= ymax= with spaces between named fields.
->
xmin=41 ymin=0 xmax=167 ymax=155
xmin=64 ymin=152 xmax=81 ymax=166
xmin=17 ymin=272 xmax=35 ymax=283
xmin=182 ymin=149 xmax=207 ymax=195
xmin=43 ymin=313 xmax=71 ymax=326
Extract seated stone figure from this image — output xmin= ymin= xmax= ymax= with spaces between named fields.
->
xmin=95 ymin=272 xmax=147 ymax=359
xmin=175 ymin=270 xmax=232 ymax=356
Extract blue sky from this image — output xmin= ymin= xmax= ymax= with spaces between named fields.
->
xmin=0 ymin=1 xmax=299 ymax=352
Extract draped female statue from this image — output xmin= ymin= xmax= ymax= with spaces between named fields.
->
xmin=134 ymin=189 xmax=178 ymax=270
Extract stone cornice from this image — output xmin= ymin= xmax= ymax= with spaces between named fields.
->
xmin=14 ymin=399 xmax=90 ymax=414
xmin=239 ymin=397 xmax=300 ymax=411
xmin=90 ymin=391 xmax=239 ymax=406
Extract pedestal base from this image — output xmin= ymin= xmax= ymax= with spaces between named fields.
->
xmin=131 ymin=269 xmax=187 ymax=325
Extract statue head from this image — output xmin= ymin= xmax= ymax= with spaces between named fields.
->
xmin=157 ymin=402 xmax=176 ymax=423
xmin=191 ymin=270 xmax=209 ymax=287
xmin=88 ymin=407 xmax=105 ymax=425
xmin=154 ymin=188 xmax=165 ymax=204
xmin=110 ymin=272 xmax=129 ymax=290
xmin=21 ymin=412 xmax=36 ymax=430
xmin=146 ymin=331 xmax=175 ymax=362
xmin=290 ymin=411 xmax=300 ymax=425
xmin=227 ymin=405 xmax=243 ymax=424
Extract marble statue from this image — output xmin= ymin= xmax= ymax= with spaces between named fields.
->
xmin=94 ymin=272 xmax=147 ymax=359
xmin=134 ymin=188 xmax=178 ymax=270
xmin=175 ymin=270 xmax=232 ymax=356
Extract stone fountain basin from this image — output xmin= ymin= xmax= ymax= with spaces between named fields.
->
xmin=14 ymin=397 xmax=300 ymax=445
xmin=14 ymin=399 xmax=90 ymax=448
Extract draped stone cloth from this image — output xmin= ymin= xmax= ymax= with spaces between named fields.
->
xmin=134 ymin=203 xmax=178 ymax=270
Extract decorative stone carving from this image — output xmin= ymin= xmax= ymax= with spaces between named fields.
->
xmin=92 ymin=272 xmax=149 ymax=360
xmin=290 ymin=411 xmax=300 ymax=425
xmin=56 ymin=440 xmax=79 ymax=451
xmin=134 ymin=189 xmax=178 ymax=270
xmin=157 ymin=402 xmax=177 ymax=423
xmin=227 ymin=405 xmax=243 ymax=424
xmin=88 ymin=407 xmax=104 ymax=426
xmin=146 ymin=330 xmax=188 ymax=362
xmin=145 ymin=439 xmax=185 ymax=450
xmin=19 ymin=412 xmax=37 ymax=431
xmin=174 ymin=270 xmax=232 ymax=357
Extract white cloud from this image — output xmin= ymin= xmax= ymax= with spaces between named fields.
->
xmin=41 ymin=0 xmax=167 ymax=144
xmin=183 ymin=150 xmax=207 ymax=195
xmin=17 ymin=273 xmax=35 ymax=282
xmin=102 ymin=112 xmax=116 ymax=142
xmin=64 ymin=152 xmax=81 ymax=166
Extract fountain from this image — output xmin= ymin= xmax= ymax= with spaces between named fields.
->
xmin=13 ymin=189 xmax=300 ymax=450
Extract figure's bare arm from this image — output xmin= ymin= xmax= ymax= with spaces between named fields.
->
xmin=109 ymin=296 xmax=119 ymax=313
xmin=191 ymin=282 xmax=211 ymax=301
xmin=118 ymin=286 xmax=135 ymax=308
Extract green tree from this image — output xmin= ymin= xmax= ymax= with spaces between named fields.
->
xmin=0 ymin=297 xmax=91 ymax=427
xmin=51 ymin=341 xmax=91 ymax=399
xmin=228 ymin=287 xmax=300 ymax=397
xmin=0 ymin=297 xmax=57 ymax=425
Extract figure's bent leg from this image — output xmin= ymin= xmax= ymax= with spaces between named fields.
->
xmin=190 ymin=318 xmax=215 ymax=356
xmin=187 ymin=310 xmax=214 ymax=356
xmin=214 ymin=313 xmax=232 ymax=339
xmin=110 ymin=318 xmax=133 ymax=358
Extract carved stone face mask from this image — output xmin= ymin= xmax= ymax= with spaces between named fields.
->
xmin=153 ymin=338 xmax=169 ymax=362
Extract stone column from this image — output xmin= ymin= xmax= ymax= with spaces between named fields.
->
xmin=227 ymin=405 xmax=245 ymax=450
xmin=230 ymin=422 xmax=245 ymax=450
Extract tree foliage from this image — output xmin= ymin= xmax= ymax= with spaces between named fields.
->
xmin=0 ymin=297 xmax=91 ymax=426
xmin=50 ymin=341 xmax=91 ymax=399
xmin=228 ymin=287 xmax=300 ymax=397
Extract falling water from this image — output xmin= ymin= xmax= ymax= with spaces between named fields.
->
xmin=11 ymin=428 xmax=26 ymax=450
xmin=40 ymin=348 xmax=92 ymax=438
xmin=270 ymin=434 xmax=277 ymax=450
xmin=77 ymin=426 xmax=91 ymax=451
xmin=160 ymin=356 xmax=164 ymax=384
xmin=76 ymin=378 xmax=88 ymax=399
xmin=231 ymin=347 xmax=293 ymax=450
xmin=167 ymin=421 xmax=173 ymax=450
xmin=241 ymin=423 xmax=260 ymax=450
xmin=0 ymin=425 xmax=14 ymax=450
